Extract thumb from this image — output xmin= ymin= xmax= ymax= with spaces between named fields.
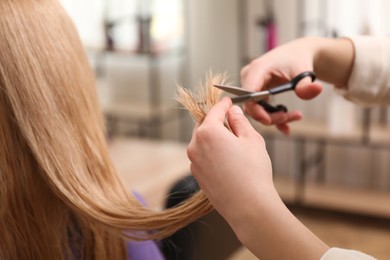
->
xmin=227 ymin=105 xmax=256 ymax=137
xmin=295 ymin=78 xmax=323 ymax=100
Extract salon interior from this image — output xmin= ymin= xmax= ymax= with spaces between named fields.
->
xmin=61 ymin=0 xmax=390 ymax=258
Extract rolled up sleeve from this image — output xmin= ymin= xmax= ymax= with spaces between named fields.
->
xmin=339 ymin=36 xmax=390 ymax=106
xmin=321 ymin=247 xmax=376 ymax=260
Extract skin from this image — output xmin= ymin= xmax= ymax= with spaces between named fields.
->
xmin=188 ymin=98 xmax=328 ymax=259
xmin=188 ymin=37 xmax=356 ymax=259
xmin=241 ymin=36 xmax=354 ymax=134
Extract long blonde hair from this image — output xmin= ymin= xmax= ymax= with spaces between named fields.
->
xmin=0 ymin=0 xmax=220 ymax=259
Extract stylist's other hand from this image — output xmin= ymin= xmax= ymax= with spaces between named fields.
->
xmin=241 ymin=37 xmax=323 ymax=134
xmin=188 ymin=97 xmax=275 ymax=226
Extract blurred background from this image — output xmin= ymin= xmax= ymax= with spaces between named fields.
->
xmin=61 ymin=0 xmax=390 ymax=259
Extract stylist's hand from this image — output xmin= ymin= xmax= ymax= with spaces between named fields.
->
xmin=188 ymin=97 xmax=330 ymax=259
xmin=241 ymin=37 xmax=323 ymax=134
xmin=188 ymin=97 xmax=276 ymax=226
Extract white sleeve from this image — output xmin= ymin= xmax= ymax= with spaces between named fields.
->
xmin=321 ymin=248 xmax=376 ymax=260
xmin=338 ymin=36 xmax=390 ymax=106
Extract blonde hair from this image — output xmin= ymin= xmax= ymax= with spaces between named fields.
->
xmin=0 ymin=0 xmax=223 ymax=259
xmin=177 ymin=72 xmax=227 ymax=123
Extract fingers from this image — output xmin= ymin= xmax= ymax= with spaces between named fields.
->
xmin=270 ymin=110 xmax=302 ymax=124
xmin=241 ymin=68 xmax=317 ymax=135
xmin=189 ymin=98 xmax=232 ymax=155
xmin=244 ymin=102 xmax=302 ymax=124
xmin=191 ymin=98 xmax=258 ymax=142
xmin=276 ymin=123 xmax=290 ymax=135
xmin=243 ymin=60 xmax=322 ymax=100
xmin=240 ymin=62 xmax=269 ymax=92
xmin=295 ymin=80 xmax=323 ymax=100
xmin=243 ymin=102 xmax=272 ymax=125
xmin=202 ymin=97 xmax=232 ymax=126
xmin=227 ymin=105 xmax=256 ymax=137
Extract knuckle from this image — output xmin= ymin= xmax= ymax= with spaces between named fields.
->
xmin=251 ymin=131 xmax=266 ymax=146
xmin=187 ymin=144 xmax=195 ymax=161
xmin=240 ymin=65 xmax=248 ymax=77
xmin=189 ymin=163 xmax=196 ymax=176
xmin=195 ymin=125 xmax=212 ymax=142
xmin=230 ymin=114 xmax=246 ymax=126
xmin=250 ymin=58 xmax=263 ymax=68
xmin=187 ymin=125 xmax=213 ymax=161
xmin=256 ymin=132 xmax=266 ymax=144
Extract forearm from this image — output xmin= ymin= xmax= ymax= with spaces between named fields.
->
xmin=229 ymin=187 xmax=329 ymax=259
xmin=310 ymin=37 xmax=355 ymax=88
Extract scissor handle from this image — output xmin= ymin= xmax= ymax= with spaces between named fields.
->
xmin=258 ymin=100 xmax=287 ymax=113
xmin=290 ymin=71 xmax=316 ymax=87
xmin=268 ymin=71 xmax=316 ymax=95
xmin=259 ymin=71 xmax=316 ymax=113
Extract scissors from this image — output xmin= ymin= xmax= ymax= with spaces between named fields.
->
xmin=213 ymin=71 xmax=316 ymax=113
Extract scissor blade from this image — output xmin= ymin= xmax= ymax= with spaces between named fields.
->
xmin=213 ymin=84 xmax=271 ymax=104
xmin=231 ymin=94 xmax=254 ymax=103
xmin=213 ymin=84 xmax=252 ymax=95
xmin=231 ymin=91 xmax=270 ymax=104
xmin=250 ymin=90 xmax=271 ymax=102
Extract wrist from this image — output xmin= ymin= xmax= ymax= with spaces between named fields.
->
xmin=297 ymin=36 xmax=332 ymax=73
xmin=227 ymin=184 xmax=283 ymax=241
xmin=227 ymin=184 xmax=329 ymax=259
xmin=312 ymin=37 xmax=355 ymax=87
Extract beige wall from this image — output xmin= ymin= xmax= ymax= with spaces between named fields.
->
xmin=80 ymin=0 xmax=390 ymax=190
xmin=187 ymin=0 xmax=241 ymax=87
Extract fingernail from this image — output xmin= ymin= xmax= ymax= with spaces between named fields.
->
xmin=231 ymin=105 xmax=243 ymax=115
